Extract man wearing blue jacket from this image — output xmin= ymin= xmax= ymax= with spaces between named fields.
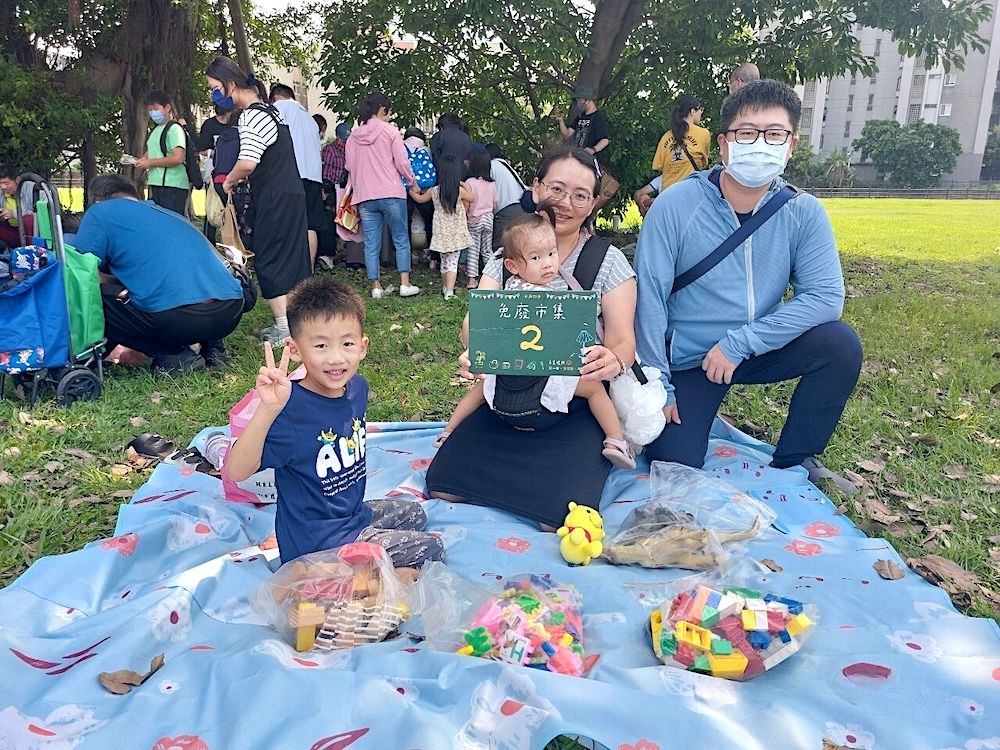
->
xmin=634 ymin=80 xmax=862 ymax=493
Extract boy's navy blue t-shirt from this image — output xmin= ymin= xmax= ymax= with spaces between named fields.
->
xmin=260 ymin=376 xmax=371 ymax=563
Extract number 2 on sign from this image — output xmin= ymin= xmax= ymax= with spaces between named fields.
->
xmin=520 ymin=324 xmax=543 ymax=351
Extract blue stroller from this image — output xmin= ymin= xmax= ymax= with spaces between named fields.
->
xmin=0 ymin=174 xmax=106 ymax=406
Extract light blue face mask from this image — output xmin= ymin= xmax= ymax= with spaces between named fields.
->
xmin=149 ymin=109 xmax=166 ymax=125
xmin=725 ymin=140 xmax=789 ymax=188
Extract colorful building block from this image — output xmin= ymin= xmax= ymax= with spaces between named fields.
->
xmin=742 ymin=609 xmax=768 ymax=631
xmin=764 ymin=593 xmax=804 ymax=615
xmin=289 ymin=602 xmax=326 ymax=652
xmin=761 ymin=636 xmax=800 ymax=670
xmin=786 ymin=613 xmax=813 ymax=636
xmin=707 ymin=651 xmax=749 ymax=678
xmin=691 ymin=654 xmax=711 ymax=673
xmin=766 ymin=609 xmax=786 ymax=633
xmin=747 ymin=630 xmax=771 ymax=650
xmin=711 ymin=638 xmax=733 ymax=655
xmin=676 ymin=621 xmax=714 ymax=651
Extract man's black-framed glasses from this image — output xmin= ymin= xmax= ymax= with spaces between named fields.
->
xmin=725 ymin=128 xmax=794 ymax=146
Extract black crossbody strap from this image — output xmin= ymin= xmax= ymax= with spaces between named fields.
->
xmin=680 ymin=142 xmax=699 ymax=172
xmin=671 ymin=184 xmax=799 ymax=294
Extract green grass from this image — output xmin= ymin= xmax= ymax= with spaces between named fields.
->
xmin=2 ymin=200 xmax=999 ymax=625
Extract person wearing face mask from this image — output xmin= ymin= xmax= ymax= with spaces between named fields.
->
xmin=633 ymin=79 xmax=862 ymax=496
xmin=134 ymin=90 xmax=191 ymax=216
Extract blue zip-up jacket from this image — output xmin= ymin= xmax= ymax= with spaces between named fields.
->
xmin=634 ymin=166 xmax=845 ymax=405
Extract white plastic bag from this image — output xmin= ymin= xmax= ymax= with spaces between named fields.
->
xmin=609 ymin=364 xmax=667 ymax=447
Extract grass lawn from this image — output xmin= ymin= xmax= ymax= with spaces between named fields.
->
xmin=2 ymin=199 xmax=999 ymax=626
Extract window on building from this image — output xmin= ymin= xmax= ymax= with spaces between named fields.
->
xmin=906 ymin=104 xmax=921 ymax=123
xmin=805 ymin=81 xmax=816 ymax=96
xmin=874 ymin=39 xmax=881 ymax=56
xmin=896 ymin=76 xmax=901 ymax=92
xmin=844 ymin=121 xmax=851 ymax=138
xmin=867 ymin=94 xmax=875 ymax=111
xmin=944 ymin=73 xmax=957 ymax=86
xmin=820 ymin=135 xmax=825 ymax=149
xmin=802 ymin=107 xmax=813 ymax=123
xmin=800 ymin=134 xmax=810 ymax=145
xmin=916 ymin=55 xmax=926 ymax=70
xmin=847 ymin=95 xmax=854 ymax=111
xmin=911 ymin=74 xmax=925 ymax=95
xmin=939 ymin=103 xmax=952 ymax=116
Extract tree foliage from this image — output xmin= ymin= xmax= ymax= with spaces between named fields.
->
xmin=853 ymin=119 xmax=963 ymax=188
xmin=315 ymin=0 xmax=991 ymax=202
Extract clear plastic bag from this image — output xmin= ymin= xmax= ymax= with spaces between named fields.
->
xmin=624 ymin=561 xmax=819 ymax=680
xmin=602 ymin=463 xmax=777 ymax=570
xmin=411 ymin=563 xmax=588 ymax=676
xmin=608 ymin=364 xmax=667 ymax=447
xmin=249 ymin=542 xmax=411 ymax=652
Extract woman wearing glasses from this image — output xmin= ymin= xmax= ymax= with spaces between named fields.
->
xmin=426 ymin=145 xmax=638 ymax=529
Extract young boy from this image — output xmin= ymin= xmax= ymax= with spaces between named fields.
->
xmin=226 ymin=276 xmax=444 ymax=566
xmin=433 ymin=212 xmax=635 ymax=470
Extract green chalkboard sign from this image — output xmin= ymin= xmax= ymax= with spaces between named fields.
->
xmin=468 ymin=289 xmax=599 ymax=375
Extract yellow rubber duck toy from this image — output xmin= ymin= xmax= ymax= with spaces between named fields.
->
xmin=557 ymin=502 xmax=606 ymax=565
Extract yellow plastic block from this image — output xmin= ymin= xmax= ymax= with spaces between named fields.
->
xmin=676 ymin=620 xmax=713 ymax=651
xmin=708 ymin=651 xmax=749 ymax=678
xmin=291 ymin=602 xmax=325 ymax=652
xmin=786 ymin=612 xmax=813 ymax=636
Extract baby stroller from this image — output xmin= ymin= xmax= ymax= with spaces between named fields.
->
xmin=0 ymin=174 xmax=106 ymax=406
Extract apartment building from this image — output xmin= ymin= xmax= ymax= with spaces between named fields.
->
xmin=799 ymin=0 xmax=1000 ymax=182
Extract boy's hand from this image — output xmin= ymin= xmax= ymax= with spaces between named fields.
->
xmin=256 ymin=341 xmax=292 ymax=411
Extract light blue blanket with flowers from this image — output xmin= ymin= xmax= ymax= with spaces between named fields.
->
xmin=0 ymin=420 xmax=998 ymax=750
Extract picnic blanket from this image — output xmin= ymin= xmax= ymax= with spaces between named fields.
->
xmin=1 ymin=421 xmax=998 ymax=750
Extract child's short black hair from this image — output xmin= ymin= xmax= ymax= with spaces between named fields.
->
xmin=501 ymin=206 xmax=557 ymax=261
xmin=145 ymin=90 xmax=172 ymax=107
xmin=287 ymin=277 xmax=365 ymax=338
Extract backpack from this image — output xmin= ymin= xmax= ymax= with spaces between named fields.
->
xmin=212 ymin=126 xmax=241 ymax=179
xmin=406 ymin=145 xmax=437 ymax=189
xmin=159 ymin=121 xmax=204 ymax=190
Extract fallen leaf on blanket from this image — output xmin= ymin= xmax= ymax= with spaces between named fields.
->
xmin=0 ymin=470 xmax=12 ymax=486
xmin=150 ymin=391 xmax=163 ymax=404
xmin=109 ymin=489 xmax=135 ymax=499
xmin=98 ymin=653 xmax=165 ymax=695
xmin=823 ymin=740 xmax=856 ymax=750
xmin=874 ymin=559 xmax=905 ymax=580
xmin=69 ymin=495 xmax=102 ymax=508
xmin=760 ymin=558 xmax=783 ymax=572
xmin=857 ymin=458 xmax=885 ymax=473
xmin=2 ymin=447 xmax=19 ymax=458
xmin=906 ymin=554 xmax=981 ymax=596
xmin=129 ymin=416 xmax=148 ymax=427
xmin=44 ymin=461 xmax=61 ymax=473
xmin=942 ymin=464 xmax=970 ymax=480
xmin=99 ymin=669 xmax=145 ymax=695
xmin=109 ymin=464 xmax=132 ymax=476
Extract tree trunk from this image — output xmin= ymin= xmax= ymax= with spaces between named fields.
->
xmin=576 ymin=0 xmax=648 ymax=95
xmin=81 ymin=135 xmax=98 ymax=208
xmin=227 ymin=0 xmax=254 ymax=74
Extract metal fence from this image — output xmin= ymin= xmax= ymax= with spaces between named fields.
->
xmin=807 ymin=184 xmax=1000 ymax=199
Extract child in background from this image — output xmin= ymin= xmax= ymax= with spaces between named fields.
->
xmin=463 ymin=147 xmax=497 ymax=289
xmin=432 ymin=211 xmax=635 ymax=470
xmin=409 ymin=154 xmax=472 ymax=299
xmin=225 ymin=276 xmax=445 ymax=566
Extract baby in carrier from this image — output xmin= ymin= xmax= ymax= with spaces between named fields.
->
xmin=432 ymin=210 xmax=635 ymax=470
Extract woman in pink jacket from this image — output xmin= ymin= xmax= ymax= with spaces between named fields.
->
xmin=345 ymin=92 xmax=420 ymax=299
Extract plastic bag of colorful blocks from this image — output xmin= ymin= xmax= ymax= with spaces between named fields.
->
xmin=411 ymin=563 xmax=588 ymax=676
xmin=650 ymin=584 xmax=819 ymax=680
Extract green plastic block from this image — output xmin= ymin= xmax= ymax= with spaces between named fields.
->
xmin=711 ymin=638 xmax=733 ymax=655
xmin=700 ymin=605 xmax=720 ymax=627
xmin=691 ymin=654 xmax=711 ymax=672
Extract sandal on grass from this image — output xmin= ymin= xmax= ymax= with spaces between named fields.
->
xmin=602 ymin=437 xmax=636 ymax=471
xmin=128 ymin=432 xmax=176 ymax=460
xmin=432 ymin=431 xmax=452 ymax=450
xmin=800 ymin=456 xmax=858 ymax=497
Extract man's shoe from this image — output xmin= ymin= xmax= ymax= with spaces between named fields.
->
xmin=266 ymin=327 xmax=291 ymax=347
xmin=399 ymin=284 xmax=420 ymax=297
xmin=315 ymin=256 xmax=336 ymax=271
xmin=800 ymin=456 xmax=858 ymax=496
xmin=151 ymin=348 xmax=206 ymax=377
xmin=201 ymin=340 xmax=230 ymax=368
